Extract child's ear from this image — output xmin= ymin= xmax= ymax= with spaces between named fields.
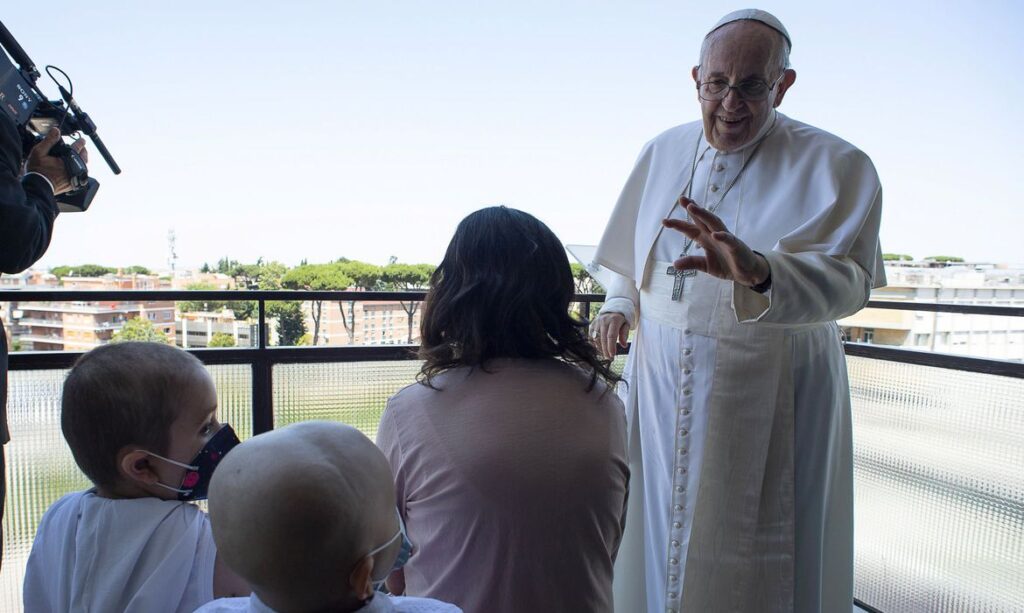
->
xmin=118 ymin=448 xmax=160 ymax=486
xmin=348 ymin=555 xmax=374 ymax=601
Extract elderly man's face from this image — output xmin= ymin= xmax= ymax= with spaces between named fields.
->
xmin=691 ymin=22 xmax=795 ymax=151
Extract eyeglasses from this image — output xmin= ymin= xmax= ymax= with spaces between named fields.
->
xmin=696 ymin=72 xmax=785 ymax=101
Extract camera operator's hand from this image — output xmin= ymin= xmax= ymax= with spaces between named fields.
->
xmin=26 ymin=128 xmax=88 ymax=196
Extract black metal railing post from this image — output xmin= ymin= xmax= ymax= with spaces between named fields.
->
xmin=251 ymin=298 xmax=274 ymax=435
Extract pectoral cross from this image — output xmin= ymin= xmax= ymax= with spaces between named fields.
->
xmin=667 ymin=238 xmax=697 ymax=301
xmin=666 ymin=265 xmax=696 ymax=301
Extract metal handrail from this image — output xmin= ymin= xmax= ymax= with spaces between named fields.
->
xmin=3 ymin=290 xmax=1022 ymax=317
xmin=5 ymin=291 xmax=1023 ymax=383
xmin=864 ymin=300 xmax=1024 ymax=317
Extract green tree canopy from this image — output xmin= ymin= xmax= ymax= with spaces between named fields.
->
xmin=208 ymin=332 xmax=236 ymax=348
xmin=74 ymin=264 xmax=116 ymax=277
xmin=282 ymin=264 xmax=354 ymax=345
xmin=126 ymin=265 xmax=152 ymax=275
xmin=178 ymin=282 xmax=257 ymax=319
xmin=882 ymin=253 xmax=914 ymax=262
xmin=570 ymin=263 xmax=605 ymax=293
xmin=925 ymin=255 xmax=965 ymax=263
xmin=111 ymin=317 xmax=170 ymax=344
xmin=216 ymin=259 xmax=290 ymax=290
xmin=335 ymin=260 xmax=382 ymax=290
xmin=179 ymin=282 xmax=223 ymax=313
xmin=51 ymin=264 xmax=115 ymax=279
xmin=281 ymin=264 xmax=353 ymax=291
xmin=216 ymin=257 xmax=240 ymax=274
xmin=267 ymin=301 xmax=308 ymax=346
xmin=380 ymin=263 xmax=435 ymax=343
xmin=254 ymin=261 xmax=288 ymax=290
xmin=380 ymin=263 xmax=434 ymax=289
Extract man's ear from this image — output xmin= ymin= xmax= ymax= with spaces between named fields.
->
xmin=348 ymin=555 xmax=375 ymax=601
xmin=118 ymin=448 xmax=160 ymax=486
xmin=773 ymin=69 xmax=797 ymax=108
xmin=691 ymin=65 xmax=700 ymax=85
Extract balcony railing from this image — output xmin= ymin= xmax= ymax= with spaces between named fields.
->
xmin=1 ymin=290 xmax=1022 ymax=613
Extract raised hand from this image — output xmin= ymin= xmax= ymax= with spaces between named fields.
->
xmin=662 ymin=197 xmax=769 ymax=287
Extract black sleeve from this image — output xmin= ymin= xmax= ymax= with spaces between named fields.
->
xmin=0 ymin=113 xmax=58 ymax=274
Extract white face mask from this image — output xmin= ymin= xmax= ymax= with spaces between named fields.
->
xmin=368 ymin=527 xmax=402 ymax=559
xmin=368 ymin=510 xmax=413 ymax=588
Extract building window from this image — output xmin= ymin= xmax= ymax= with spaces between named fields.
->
xmin=862 ymin=329 xmax=874 ymax=344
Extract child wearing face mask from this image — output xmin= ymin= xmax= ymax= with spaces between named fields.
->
xmin=194 ymin=421 xmax=460 ymax=613
xmin=23 ymin=342 xmax=249 ymax=613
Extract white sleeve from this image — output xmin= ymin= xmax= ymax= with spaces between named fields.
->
xmin=597 ymin=270 xmax=640 ymax=329
xmin=733 ymin=145 xmax=883 ymax=326
xmin=732 ymin=253 xmax=871 ymax=324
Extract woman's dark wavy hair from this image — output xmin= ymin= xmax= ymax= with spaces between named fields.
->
xmin=418 ymin=206 xmax=621 ymax=391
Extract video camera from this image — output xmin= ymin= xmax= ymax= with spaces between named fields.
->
xmin=0 ymin=19 xmax=119 ymax=212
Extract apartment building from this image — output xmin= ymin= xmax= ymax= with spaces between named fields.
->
xmin=176 ymin=310 xmax=258 ymax=348
xmin=305 ymin=298 xmax=423 ymax=346
xmin=9 ymin=274 xmax=175 ymax=351
xmin=839 ymin=262 xmax=1024 ymax=360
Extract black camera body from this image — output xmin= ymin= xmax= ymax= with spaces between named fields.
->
xmin=0 ymin=20 xmax=118 ymax=212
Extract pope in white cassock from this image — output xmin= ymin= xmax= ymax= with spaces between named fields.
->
xmin=590 ymin=9 xmax=885 ymax=613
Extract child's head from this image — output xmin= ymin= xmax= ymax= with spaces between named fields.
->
xmin=207 ymin=421 xmax=402 ymax=612
xmin=61 ymin=341 xmax=228 ymax=500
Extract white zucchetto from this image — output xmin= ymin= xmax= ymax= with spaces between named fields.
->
xmin=707 ymin=9 xmax=791 ymax=49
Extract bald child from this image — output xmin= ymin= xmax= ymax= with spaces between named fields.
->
xmin=195 ymin=421 xmax=461 ymax=613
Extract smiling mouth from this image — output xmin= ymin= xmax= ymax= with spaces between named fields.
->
xmin=716 ymin=116 xmax=748 ymax=126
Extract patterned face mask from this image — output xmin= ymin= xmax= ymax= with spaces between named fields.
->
xmin=143 ymin=424 xmax=240 ymax=501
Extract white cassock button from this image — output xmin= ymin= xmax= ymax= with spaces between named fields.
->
xmin=710 ymin=184 xmax=719 ymax=192
xmin=674 ymin=504 xmax=683 ymax=512
xmin=672 ymin=540 xmax=680 ymax=548
xmin=683 ymin=368 xmax=692 ymax=375
xmin=670 ymin=557 xmax=679 ymax=565
xmin=670 ymin=574 xmax=678 ymax=582
xmin=669 ymin=592 xmax=678 ymax=599
xmin=675 ymin=486 xmax=685 ymax=493
xmin=683 ymin=388 xmax=692 ymax=396
xmin=680 ymin=428 xmax=689 ymax=435
xmin=677 ymin=467 xmax=688 ymax=475
xmin=715 ymin=164 xmax=725 ymax=172
xmin=683 ymin=408 xmax=691 ymax=415
xmin=683 ymin=348 xmax=692 ymax=355
xmin=684 ymin=328 xmax=692 ymax=334
xmin=673 ymin=521 xmax=682 ymax=529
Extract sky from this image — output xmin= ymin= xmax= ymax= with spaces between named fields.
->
xmin=4 ymin=0 xmax=1023 ymax=271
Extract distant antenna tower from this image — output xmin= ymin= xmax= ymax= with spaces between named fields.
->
xmin=167 ymin=229 xmax=179 ymax=272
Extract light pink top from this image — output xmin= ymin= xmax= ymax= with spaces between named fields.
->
xmin=377 ymin=359 xmax=629 ymax=613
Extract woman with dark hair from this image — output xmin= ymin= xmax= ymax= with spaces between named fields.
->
xmin=377 ymin=207 xmax=628 ymax=613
